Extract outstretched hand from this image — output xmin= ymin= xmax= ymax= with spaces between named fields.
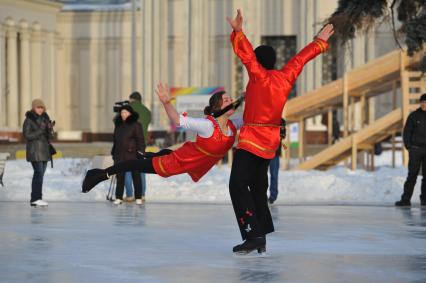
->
xmin=155 ymin=83 xmax=172 ymax=104
xmin=316 ymin=24 xmax=334 ymax=42
xmin=226 ymin=9 xmax=243 ymax=32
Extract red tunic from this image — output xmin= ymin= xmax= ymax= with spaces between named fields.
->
xmin=231 ymin=30 xmax=329 ymax=159
xmin=152 ymin=116 xmax=237 ymax=182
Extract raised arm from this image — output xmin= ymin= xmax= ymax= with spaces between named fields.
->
xmin=281 ymin=24 xmax=334 ymax=85
xmin=155 ymin=83 xmax=180 ymax=125
xmin=227 ymin=9 xmax=267 ymax=80
xmin=155 ymin=82 xmax=214 ymax=137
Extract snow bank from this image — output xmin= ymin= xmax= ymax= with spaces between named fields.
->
xmin=0 ymin=152 xmax=422 ymax=204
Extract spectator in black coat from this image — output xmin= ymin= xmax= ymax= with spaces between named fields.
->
xmin=396 ymin=93 xmax=426 ymax=206
xmin=111 ymin=105 xmax=146 ymax=205
xmin=22 ymin=99 xmax=55 ymax=207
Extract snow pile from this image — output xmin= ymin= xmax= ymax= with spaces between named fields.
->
xmin=0 ymin=152 xmax=422 ymax=204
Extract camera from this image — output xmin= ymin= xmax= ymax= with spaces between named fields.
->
xmin=113 ymin=100 xmax=130 ymax=112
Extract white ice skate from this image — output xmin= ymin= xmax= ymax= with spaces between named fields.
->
xmin=30 ymin=200 xmax=48 ymax=207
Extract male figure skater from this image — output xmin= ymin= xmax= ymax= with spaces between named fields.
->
xmin=227 ymin=9 xmax=334 ymax=254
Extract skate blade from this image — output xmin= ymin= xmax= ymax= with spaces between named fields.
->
xmin=233 ymin=252 xmax=267 ymax=258
xmin=233 ymin=249 xmax=267 ymax=258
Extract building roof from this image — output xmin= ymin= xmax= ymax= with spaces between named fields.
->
xmin=51 ymin=0 xmax=136 ymax=11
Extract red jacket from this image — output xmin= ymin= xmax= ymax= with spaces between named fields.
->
xmin=231 ymin=30 xmax=329 ymax=159
xmin=152 ymin=116 xmax=237 ymax=182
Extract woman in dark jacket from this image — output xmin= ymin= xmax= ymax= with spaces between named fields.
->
xmin=22 ymin=99 xmax=55 ymax=207
xmin=112 ymin=105 xmax=145 ymax=204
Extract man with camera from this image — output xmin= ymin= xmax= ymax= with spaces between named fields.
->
xmin=395 ymin=94 xmax=426 ymax=207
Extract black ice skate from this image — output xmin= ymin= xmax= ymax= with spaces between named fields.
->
xmin=82 ymin=169 xmax=109 ymax=193
xmin=395 ymin=199 xmax=411 ymax=207
xmin=233 ymin=236 xmax=266 ymax=255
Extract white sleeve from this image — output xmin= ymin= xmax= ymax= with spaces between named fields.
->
xmin=230 ymin=115 xmax=244 ymax=130
xmin=179 ymin=115 xmax=214 ymax=138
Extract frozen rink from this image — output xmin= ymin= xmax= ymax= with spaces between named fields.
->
xmin=1 ymin=202 xmax=426 ymax=283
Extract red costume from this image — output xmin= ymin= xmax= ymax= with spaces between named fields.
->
xmin=231 ymin=31 xmax=329 ymax=159
xmin=152 ymin=116 xmax=237 ymax=182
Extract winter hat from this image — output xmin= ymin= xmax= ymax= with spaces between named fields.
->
xmin=119 ymin=104 xmax=135 ymax=114
xmin=254 ymin=45 xmax=276 ymax=70
xmin=420 ymin=93 xmax=426 ymax=102
xmin=32 ymin=98 xmax=46 ymax=109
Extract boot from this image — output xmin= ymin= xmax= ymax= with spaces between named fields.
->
xmin=30 ymin=199 xmax=48 ymax=207
xmin=395 ymin=189 xmax=413 ymax=207
xmin=233 ymin=236 xmax=266 ymax=255
xmin=82 ymin=169 xmax=109 ymax=193
xmin=395 ymin=199 xmax=411 ymax=207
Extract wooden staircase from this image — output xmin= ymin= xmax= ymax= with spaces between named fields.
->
xmin=295 ymin=109 xmax=402 ymax=170
xmin=284 ymin=45 xmax=425 ymax=170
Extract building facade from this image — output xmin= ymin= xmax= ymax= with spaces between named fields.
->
xmin=0 ymin=0 xmax=402 ymax=139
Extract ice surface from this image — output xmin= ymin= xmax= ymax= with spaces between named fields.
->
xmin=0 ymin=202 xmax=425 ymax=283
xmin=1 ymin=151 xmax=426 ymax=282
xmin=0 ymin=151 xmax=423 ymax=205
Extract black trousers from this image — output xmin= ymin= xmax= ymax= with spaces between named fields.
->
xmin=402 ymin=147 xmax=426 ymax=202
xmin=106 ymin=149 xmax=172 ymax=176
xmin=116 ymin=170 xmax=142 ymax=200
xmin=30 ymin=161 xmax=47 ymax=202
xmin=229 ymin=149 xmax=274 ymax=240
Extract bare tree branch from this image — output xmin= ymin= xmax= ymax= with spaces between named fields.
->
xmin=390 ymin=0 xmax=403 ymax=50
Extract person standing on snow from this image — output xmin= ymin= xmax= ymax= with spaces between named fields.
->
xmin=23 ymin=99 xmax=55 ymax=207
xmin=111 ymin=105 xmax=145 ymax=205
xmin=123 ymin=91 xmax=151 ymax=203
xmin=395 ymin=93 xmax=426 ymax=207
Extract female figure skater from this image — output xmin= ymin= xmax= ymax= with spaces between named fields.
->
xmin=82 ymin=83 xmax=243 ymax=193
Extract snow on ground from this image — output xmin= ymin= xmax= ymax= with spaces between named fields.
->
xmin=0 ymin=151 xmax=422 ymax=204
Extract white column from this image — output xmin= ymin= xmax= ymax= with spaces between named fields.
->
xmin=90 ymin=39 xmax=99 ymax=132
xmin=0 ymin=25 xmax=6 ymax=127
xmin=185 ymin=0 xmax=191 ymax=86
xmin=131 ymin=0 xmax=137 ymax=91
xmin=141 ymin=0 xmax=168 ymax=128
xmin=55 ymin=35 xmax=66 ymax=130
xmin=189 ymin=0 xmax=210 ymax=86
xmin=31 ymin=23 xmax=43 ymax=101
xmin=201 ymin=0 xmax=209 ymax=86
xmin=5 ymin=18 xmax=19 ymax=128
xmin=135 ymin=13 xmax=143 ymax=96
xmin=152 ymin=0 xmax=161 ymax=127
xmin=46 ymin=31 xmax=56 ymax=119
xmin=19 ymin=20 xmax=31 ymax=123
xmin=190 ymin=0 xmax=201 ymax=85
xmin=141 ymin=0 xmax=153 ymax=113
